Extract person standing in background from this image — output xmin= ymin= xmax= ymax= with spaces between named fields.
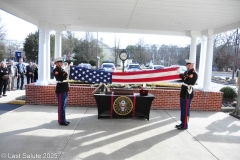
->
xmin=26 ymin=62 xmax=35 ymax=84
xmin=64 ymin=62 xmax=69 ymax=75
xmin=50 ymin=61 xmax=55 ymax=79
xmin=0 ymin=61 xmax=10 ymax=97
xmin=236 ymin=69 xmax=240 ymax=88
xmin=7 ymin=60 xmax=16 ymax=91
xmin=16 ymin=58 xmax=26 ymax=90
xmin=61 ymin=62 xmax=66 ymax=70
xmin=33 ymin=63 xmax=38 ymax=82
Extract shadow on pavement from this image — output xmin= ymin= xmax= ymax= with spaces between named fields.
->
xmin=0 ymin=104 xmax=23 ymax=115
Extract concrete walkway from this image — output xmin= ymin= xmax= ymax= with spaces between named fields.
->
xmin=0 ymin=84 xmax=240 ymax=160
xmin=0 ymin=105 xmax=239 ymax=160
xmin=0 ymin=89 xmax=25 ymax=104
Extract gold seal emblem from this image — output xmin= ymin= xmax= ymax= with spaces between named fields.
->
xmin=113 ymin=96 xmax=133 ymax=115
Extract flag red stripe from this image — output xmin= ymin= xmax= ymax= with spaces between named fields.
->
xmin=184 ymin=99 xmax=188 ymax=128
xmin=112 ymin=75 xmax=181 ymax=83
xmin=112 ymin=67 xmax=179 ymax=76
xmin=132 ymin=95 xmax=136 ymax=118
xmin=111 ymin=93 xmax=113 ymax=118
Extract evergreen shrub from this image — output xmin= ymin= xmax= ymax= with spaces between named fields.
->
xmin=220 ymin=86 xmax=236 ymax=99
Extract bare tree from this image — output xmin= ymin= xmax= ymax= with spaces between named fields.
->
xmin=0 ymin=18 xmax=6 ymax=60
xmin=149 ymin=44 xmax=158 ymax=64
xmin=131 ymin=38 xmax=149 ymax=65
xmin=158 ymin=45 xmax=169 ymax=66
xmin=113 ymin=35 xmax=121 ymax=66
xmin=214 ymin=30 xmax=239 ymax=71
xmin=74 ymin=32 xmax=102 ymax=65
xmin=0 ymin=18 xmax=6 ymax=41
xmin=62 ymin=31 xmax=78 ymax=60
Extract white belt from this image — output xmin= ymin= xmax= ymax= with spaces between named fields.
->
xmin=182 ymin=83 xmax=193 ymax=94
xmin=57 ymin=80 xmax=68 ymax=83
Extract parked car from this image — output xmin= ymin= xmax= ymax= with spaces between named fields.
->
xmin=78 ymin=63 xmax=92 ymax=69
xmin=212 ymin=66 xmax=219 ymax=71
xmin=148 ymin=65 xmax=165 ymax=70
xmin=125 ymin=63 xmax=142 ymax=72
xmin=170 ymin=65 xmax=187 ymax=73
xmin=99 ymin=63 xmax=116 ymax=72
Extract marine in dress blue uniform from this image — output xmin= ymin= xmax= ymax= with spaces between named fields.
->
xmin=176 ymin=59 xmax=198 ymax=130
xmin=53 ymin=57 xmax=70 ymax=126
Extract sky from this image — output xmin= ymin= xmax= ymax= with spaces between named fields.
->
xmin=0 ymin=9 xmax=191 ymax=48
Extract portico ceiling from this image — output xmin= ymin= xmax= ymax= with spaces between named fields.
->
xmin=0 ymin=0 xmax=240 ymax=36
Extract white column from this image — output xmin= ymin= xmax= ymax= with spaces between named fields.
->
xmin=202 ymin=32 xmax=214 ymax=91
xmin=189 ymin=36 xmax=197 ymax=65
xmin=54 ymin=30 xmax=62 ymax=59
xmin=35 ymin=28 xmax=48 ymax=85
xmin=198 ymin=36 xmax=207 ymax=89
xmin=45 ymin=30 xmax=51 ymax=82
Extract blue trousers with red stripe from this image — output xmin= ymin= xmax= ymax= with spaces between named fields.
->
xmin=56 ymin=92 xmax=68 ymax=124
xmin=180 ymin=98 xmax=192 ymax=129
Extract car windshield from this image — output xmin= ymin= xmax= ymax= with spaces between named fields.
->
xmin=103 ymin=64 xmax=114 ymax=68
xmin=78 ymin=63 xmax=91 ymax=68
xmin=154 ymin=65 xmax=163 ymax=69
xmin=129 ymin=65 xmax=140 ymax=69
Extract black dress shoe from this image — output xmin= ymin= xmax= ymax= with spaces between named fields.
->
xmin=59 ymin=122 xmax=69 ymax=126
xmin=177 ymin=127 xmax=187 ymax=130
xmin=65 ymin=121 xmax=70 ymax=124
xmin=175 ymin=124 xmax=181 ymax=128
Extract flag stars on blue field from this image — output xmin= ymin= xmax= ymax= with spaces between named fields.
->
xmin=69 ymin=66 xmax=113 ymax=84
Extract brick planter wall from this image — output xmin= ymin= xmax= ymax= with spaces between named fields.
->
xmin=25 ymin=84 xmax=223 ymax=111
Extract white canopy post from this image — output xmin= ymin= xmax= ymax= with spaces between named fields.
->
xmin=202 ymin=29 xmax=215 ymax=91
xmin=230 ymin=70 xmax=240 ymax=119
xmin=35 ymin=21 xmax=50 ymax=86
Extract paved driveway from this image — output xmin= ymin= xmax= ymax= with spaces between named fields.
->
xmin=0 ymin=105 xmax=239 ymax=160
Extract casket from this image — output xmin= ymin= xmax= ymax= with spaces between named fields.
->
xmin=112 ymin=88 xmax=134 ymax=95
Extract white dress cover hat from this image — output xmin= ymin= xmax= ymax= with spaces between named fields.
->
xmin=54 ymin=57 xmax=63 ymax=64
xmin=185 ymin=59 xmax=195 ymax=64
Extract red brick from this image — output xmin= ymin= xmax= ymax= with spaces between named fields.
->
xmin=25 ymin=84 xmax=223 ymax=111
